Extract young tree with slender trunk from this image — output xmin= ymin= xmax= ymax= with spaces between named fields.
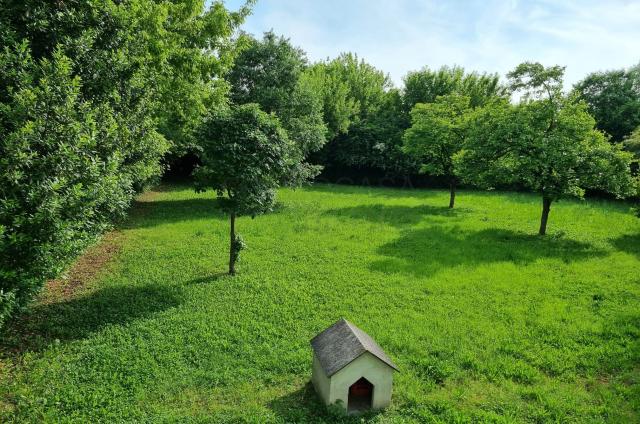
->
xmin=194 ymin=104 xmax=309 ymax=275
xmin=457 ymin=63 xmax=636 ymax=235
xmin=403 ymin=94 xmax=472 ymax=208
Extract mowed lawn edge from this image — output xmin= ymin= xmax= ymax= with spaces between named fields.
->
xmin=1 ymin=183 xmax=639 ymax=423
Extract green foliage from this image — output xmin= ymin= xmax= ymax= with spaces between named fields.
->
xmin=573 ymin=64 xmax=640 ymax=142
xmin=0 ymin=0 xmax=245 ymax=327
xmin=310 ymin=55 xmax=410 ymax=174
xmin=228 ymin=31 xmax=327 ymax=157
xmin=458 ymin=63 xmax=635 ymax=234
xmin=194 ymin=104 xmax=297 ymax=217
xmin=403 ymin=65 xmax=508 ymax=111
xmin=230 ymin=233 xmax=247 ymax=266
xmin=194 ymin=103 xmax=316 ymax=274
xmin=303 ymin=62 xmax=359 ymax=139
xmin=404 ymin=95 xmax=473 ymax=179
xmin=2 ymin=183 xmax=639 ymax=422
xmin=624 ymin=126 xmax=640 ymax=160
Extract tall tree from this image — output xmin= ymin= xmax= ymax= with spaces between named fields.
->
xmin=0 ymin=0 xmax=248 ymax=327
xmin=309 ymin=54 xmax=407 ymax=176
xmin=228 ymin=31 xmax=326 ymax=157
xmin=624 ymin=126 xmax=640 ymax=160
xmin=403 ymin=66 xmax=507 ymax=112
xmin=573 ymin=64 xmax=640 ymax=143
xmin=194 ymin=104 xmax=310 ymax=275
xmin=404 ymin=94 xmax=473 ymax=208
xmin=457 ymin=63 xmax=635 ymax=235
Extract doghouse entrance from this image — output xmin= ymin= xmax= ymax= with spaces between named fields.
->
xmin=348 ymin=377 xmax=373 ymax=413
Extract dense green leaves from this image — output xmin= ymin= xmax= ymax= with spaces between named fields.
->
xmin=194 ymin=104 xmax=294 ymax=217
xmin=228 ymin=32 xmax=327 ymax=157
xmin=404 ymin=95 xmax=473 ymax=207
xmin=0 ymin=0 xmax=247 ymax=327
xmin=457 ymin=64 xmax=635 ymax=235
xmin=193 ymin=103 xmax=314 ymax=273
xmin=404 ymin=66 xmax=507 ymax=111
xmin=573 ymin=64 xmax=640 ymax=142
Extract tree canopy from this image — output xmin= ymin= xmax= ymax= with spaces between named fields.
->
xmin=458 ymin=63 xmax=635 ymax=235
xmin=403 ymin=94 xmax=473 ymax=208
xmin=193 ymin=103 xmax=307 ymax=274
xmin=573 ymin=64 xmax=640 ymax=143
xmin=403 ymin=66 xmax=508 ymax=111
xmin=0 ymin=0 xmax=248 ymax=327
xmin=228 ymin=31 xmax=326 ymax=157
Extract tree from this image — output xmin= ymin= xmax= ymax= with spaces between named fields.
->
xmin=403 ymin=66 xmax=507 ymax=112
xmin=0 ymin=0 xmax=248 ymax=327
xmin=403 ymin=94 xmax=473 ymax=208
xmin=457 ymin=63 xmax=635 ymax=235
xmin=228 ymin=31 xmax=326 ymax=158
xmin=573 ymin=64 xmax=640 ymax=143
xmin=624 ymin=126 xmax=640 ymax=160
xmin=309 ymin=54 xmax=406 ymax=177
xmin=303 ymin=62 xmax=359 ymax=139
xmin=193 ymin=104 xmax=307 ymax=275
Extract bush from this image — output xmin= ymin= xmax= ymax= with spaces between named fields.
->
xmin=0 ymin=0 xmax=246 ymax=330
xmin=0 ymin=43 xmax=169 ymax=329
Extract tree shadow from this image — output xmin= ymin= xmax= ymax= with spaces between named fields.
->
xmin=125 ymin=197 xmax=288 ymax=230
xmin=324 ymin=204 xmax=466 ymax=228
xmin=268 ymin=382 xmax=381 ymax=423
xmin=371 ymin=227 xmax=605 ymax=277
xmin=123 ymin=198 xmax=227 ymax=229
xmin=186 ymin=273 xmax=229 ymax=286
xmin=0 ymin=284 xmax=183 ymax=356
xmin=611 ymin=233 xmax=640 ymax=258
xmin=303 ymin=183 xmax=439 ymax=199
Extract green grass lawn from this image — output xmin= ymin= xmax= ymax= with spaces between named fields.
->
xmin=1 ymin=183 xmax=639 ymax=423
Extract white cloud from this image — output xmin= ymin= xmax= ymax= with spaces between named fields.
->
xmin=223 ymin=0 xmax=640 ymax=88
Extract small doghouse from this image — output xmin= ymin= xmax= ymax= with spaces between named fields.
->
xmin=310 ymin=319 xmax=398 ymax=413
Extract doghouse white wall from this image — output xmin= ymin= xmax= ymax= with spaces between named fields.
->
xmin=312 ymin=351 xmax=394 ymax=411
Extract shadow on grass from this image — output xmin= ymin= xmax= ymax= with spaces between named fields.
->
xmin=304 ymin=183 xmax=439 ymax=199
xmin=268 ymin=382 xmax=381 ymax=423
xmin=187 ymin=273 xmax=230 ymax=286
xmin=125 ymin=197 xmax=288 ymax=229
xmin=124 ymin=198 xmax=227 ymax=229
xmin=0 ymin=284 xmax=182 ymax=355
xmin=325 ymin=204 xmax=466 ymax=228
xmin=372 ymin=227 xmax=605 ymax=277
xmin=611 ymin=233 xmax=640 ymax=258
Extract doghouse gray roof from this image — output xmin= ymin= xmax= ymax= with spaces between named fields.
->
xmin=310 ymin=318 xmax=399 ymax=377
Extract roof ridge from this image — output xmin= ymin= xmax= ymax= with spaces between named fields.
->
xmin=342 ymin=319 xmax=367 ymax=352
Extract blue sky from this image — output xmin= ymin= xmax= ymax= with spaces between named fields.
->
xmin=222 ymin=0 xmax=640 ymax=88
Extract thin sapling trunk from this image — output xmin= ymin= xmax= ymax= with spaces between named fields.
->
xmin=449 ymin=178 xmax=457 ymax=209
xmin=539 ymin=196 xmax=552 ymax=236
xmin=229 ymin=213 xmax=236 ymax=275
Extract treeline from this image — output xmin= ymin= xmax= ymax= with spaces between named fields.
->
xmin=0 ymin=0 xmax=252 ymax=328
xmin=1 ymin=1 xmax=639 ymax=328
xmin=243 ymin=36 xmax=638 ymax=190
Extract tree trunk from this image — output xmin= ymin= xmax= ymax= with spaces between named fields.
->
xmin=229 ymin=213 xmax=236 ymax=275
xmin=539 ymin=196 xmax=552 ymax=236
xmin=449 ymin=179 xmax=457 ymax=209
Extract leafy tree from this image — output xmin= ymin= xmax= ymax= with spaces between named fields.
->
xmin=573 ymin=64 xmax=640 ymax=143
xmin=228 ymin=31 xmax=326 ymax=157
xmin=194 ymin=104 xmax=311 ymax=275
xmin=1 ymin=0 xmax=249 ymax=154
xmin=624 ymin=126 xmax=640 ymax=160
xmin=457 ymin=63 xmax=635 ymax=235
xmin=310 ymin=54 xmax=405 ymax=176
xmin=404 ymin=94 xmax=472 ymax=208
xmin=303 ymin=61 xmax=359 ymax=139
xmin=0 ymin=0 xmax=247 ymax=327
xmin=403 ymin=66 xmax=507 ymax=111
